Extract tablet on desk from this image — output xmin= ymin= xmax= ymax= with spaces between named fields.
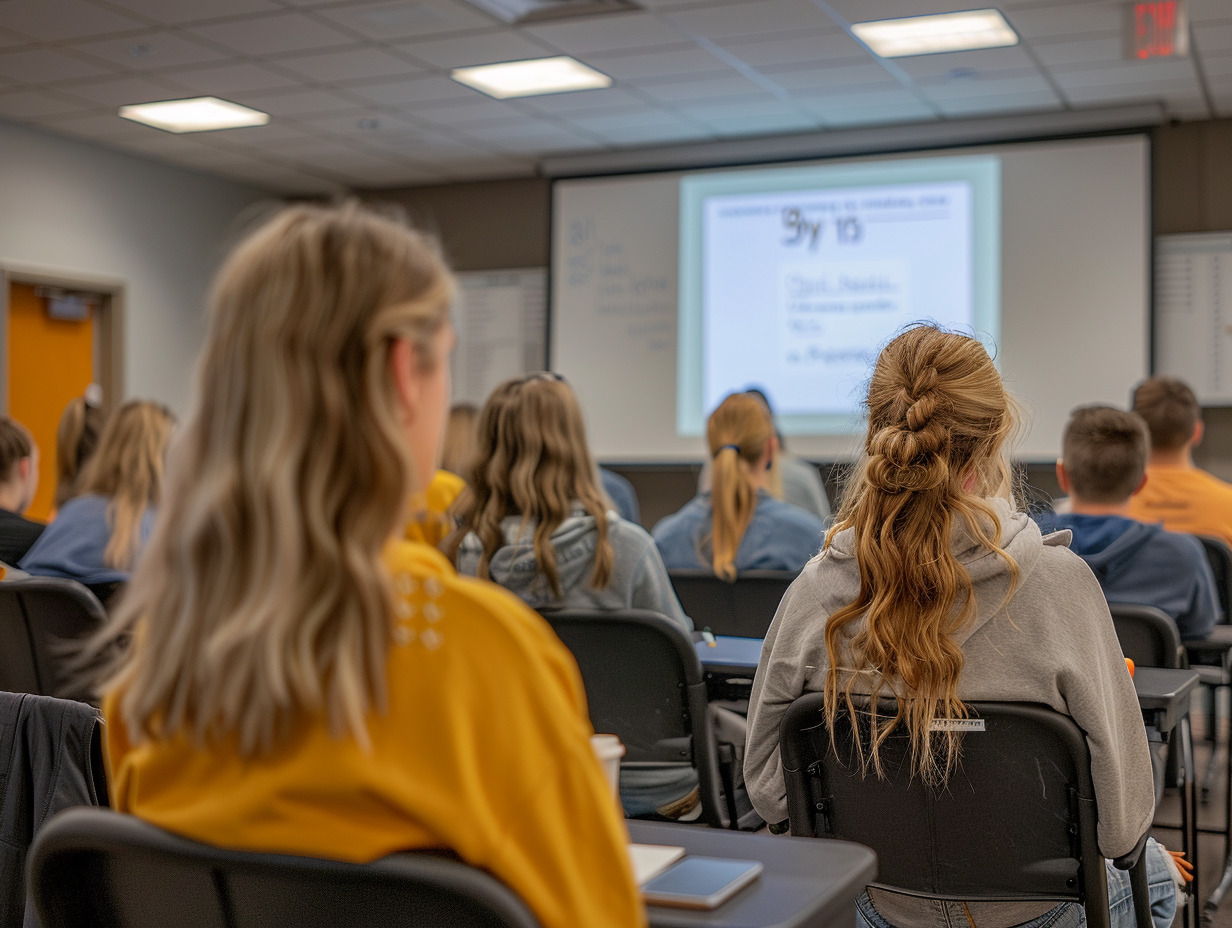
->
xmin=640 ymin=856 xmax=763 ymax=909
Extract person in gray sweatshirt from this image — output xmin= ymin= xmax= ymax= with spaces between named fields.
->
xmin=447 ymin=372 xmax=700 ymax=818
xmin=744 ymin=325 xmax=1178 ymax=928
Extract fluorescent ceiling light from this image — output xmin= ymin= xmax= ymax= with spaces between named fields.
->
xmin=451 ymin=57 xmax=611 ymax=99
xmin=118 ymin=97 xmax=270 ymax=133
xmin=852 ymin=9 xmax=1019 ymax=58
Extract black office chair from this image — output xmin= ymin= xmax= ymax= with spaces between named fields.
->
xmin=0 ymin=577 xmax=107 ymax=702
xmin=667 ymin=569 xmax=796 ymax=638
xmin=29 ymin=807 xmax=541 ymax=928
xmin=1109 ymin=603 xmax=1186 ymax=670
xmin=780 ymin=693 xmax=1155 ymax=928
xmin=542 ymin=609 xmax=758 ymax=829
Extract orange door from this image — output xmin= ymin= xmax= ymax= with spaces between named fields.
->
xmin=6 ymin=282 xmax=95 ymax=522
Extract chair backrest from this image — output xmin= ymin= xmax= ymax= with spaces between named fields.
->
xmin=1198 ymin=535 xmax=1232 ymax=624
xmin=0 ymin=578 xmax=106 ymax=702
xmin=29 ymin=807 xmax=542 ymax=928
xmin=780 ymin=693 xmax=1112 ymax=927
xmin=667 ymin=569 xmax=796 ymax=638
xmin=1108 ymin=602 xmax=1185 ymax=669
xmin=541 ymin=609 xmax=727 ymax=828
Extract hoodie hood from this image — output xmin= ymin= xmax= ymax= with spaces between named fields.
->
xmin=825 ymin=497 xmax=1065 ymax=645
xmin=457 ymin=510 xmax=600 ymax=608
xmin=1039 ymin=514 xmax=1161 ymax=588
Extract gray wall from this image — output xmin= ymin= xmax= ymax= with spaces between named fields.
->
xmin=0 ymin=119 xmax=270 ymax=414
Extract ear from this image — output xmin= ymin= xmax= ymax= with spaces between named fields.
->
xmin=1193 ymin=420 xmax=1205 ymax=448
xmin=1055 ymin=459 xmax=1071 ymax=495
xmin=1132 ymin=472 xmax=1148 ymax=497
xmin=389 ymin=337 xmax=420 ymax=426
xmin=17 ymin=457 xmax=30 ymax=482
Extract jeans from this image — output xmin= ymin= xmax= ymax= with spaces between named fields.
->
xmin=855 ymin=838 xmax=1178 ymax=928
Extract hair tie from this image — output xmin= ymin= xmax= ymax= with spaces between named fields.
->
xmin=714 ymin=443 xmax=740 ymax=458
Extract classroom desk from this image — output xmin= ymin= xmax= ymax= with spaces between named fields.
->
xmin=629 ymin=820 xmax=876 ymax=928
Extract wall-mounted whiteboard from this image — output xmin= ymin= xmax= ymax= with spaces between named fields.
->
xmin=1155 ymin=233 xmax=1232 ymax=404
xmin=552 ymin=135 xmax=1150 ymax=463
xmin=453 ymin=268 xmax=546 ymax=405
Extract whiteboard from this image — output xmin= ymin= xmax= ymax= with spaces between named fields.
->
xmin=1155 ymin=233 xmax=1232 ymax=404
xmin=453 ymin=268 xmax=546 ymax=405
xmin=552 ymin=135 xmax=1150 ymax=463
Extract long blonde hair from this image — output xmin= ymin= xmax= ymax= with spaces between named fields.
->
xmin=102 ymin=202 xmax=454 ymax=756
xmin=77 ymin=400 xmax=175 ymax=570
xmin=823 ymin=325 xmax=1020 ymax=783
xmin=708 ymin=393 xmax=776 ymax=582
xmin=445 ymin=374 xmax=613 ymax=598
xmin=440 ymin=403 xmax=479 ymax=477
xmin=55 ymin=394 xmax=104 ymax=509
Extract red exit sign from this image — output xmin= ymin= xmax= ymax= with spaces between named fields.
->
xmin=1125 ymin=1 xmax=1190 ymax=59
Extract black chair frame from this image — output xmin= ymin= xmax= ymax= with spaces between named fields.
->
xmin=0 ymin=577 xmax=107 ymax=702
xmin=667 ymin=569 xmax=796 ymax=640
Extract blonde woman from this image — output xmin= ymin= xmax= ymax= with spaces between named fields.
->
xmin=53 ymin=388 xmax=104 ymax=510
xmin=653 ymin=393 xmax=826 ymax=579
xmin=744 ymin=325 xmax=1176 ymax=928
xmin=22 ymin=400 xmax=174 ymax=604
xmin=97 ymin=204 xmax=644 ymax=928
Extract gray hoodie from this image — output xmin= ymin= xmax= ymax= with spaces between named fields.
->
xmin=456 ymin=510 xmax=691 ymax=632
xmin=744 ymin=498 xmax=1154 ymax=860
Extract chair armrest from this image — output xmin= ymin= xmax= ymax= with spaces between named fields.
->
xmin=1111 ymin=830 xmax=1150 ymax=871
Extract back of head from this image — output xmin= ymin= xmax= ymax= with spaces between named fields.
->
xmin=1062 ymin=406 xmax=1148 ymax=505
xmin=78 ymin=400 xmax=176 ymax=569
xmin=826 ymin=324 xmax=1019 ymax=783
xmin=0 ymin=416 xmax=34 ymax=494
xmin=55 ymin=394 xmax=103 ymax=509
xmin=448 ymin=373 xmax=612 ymax=598
xmin=1132 ymin=376 xmax=1199 ymax=452
xmin=107 ymin=201 xmax=455 ymax=756
xmin=707 ymin=393 xmax=775 ymax=581
xmin=440 ymin=403 xmax=479 ymax=477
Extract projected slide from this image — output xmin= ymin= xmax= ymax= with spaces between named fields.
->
xmin=678 ymin=156 xmax=1000 ymax=436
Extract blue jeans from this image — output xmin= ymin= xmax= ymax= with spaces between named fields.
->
xmin=855 ymin=839 xmax=1178 ymax=928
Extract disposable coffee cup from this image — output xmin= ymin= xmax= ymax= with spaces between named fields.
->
xmin=590 ymin=733 xmax=625 ymax=801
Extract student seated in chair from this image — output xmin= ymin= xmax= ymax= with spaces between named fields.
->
xmin=744 ymin=325 xmax=1180 ymax=928
xmin=95 ymin=203 xmax=644 ymax=928
xmin=1038 ymin=405 xmax=1219 ymax=641
xmin=0 ymin=417 xmax=44 ymax=566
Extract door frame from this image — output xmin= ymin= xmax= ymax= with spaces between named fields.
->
xmin=0 ymin=262 xmax=125 ymax=416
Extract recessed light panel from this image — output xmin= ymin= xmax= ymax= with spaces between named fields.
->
xmin=118 ymin=97 xmax=270 ymax=133
xmin=852 ymin=9 xmax=1019 ymax=58
xmin=451 ymin=57 xmax=611 ymax=99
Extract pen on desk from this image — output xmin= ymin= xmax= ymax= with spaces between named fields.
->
xmin=701 ymin=627 xmax=716 ymax=648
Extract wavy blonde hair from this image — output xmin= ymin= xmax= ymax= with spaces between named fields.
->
xmin=445 ymin=374 xmax=613 ymax=599
xmin=101 ymin=202 xmax=454 ymax=756
xmin=440 ymin=403 xmax=479 ymax=477
xmin=707 ymin=393 xmax=776 ymax=582
xmin=824 ymin=325 xmax=1020 ymax=784
xmin=77 ymin=400 xmax=175 ymax=570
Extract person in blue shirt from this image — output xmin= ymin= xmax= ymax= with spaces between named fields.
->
xmin=1037 ymin=404 xmax=1219 ymax=641
xmin=653 ymin=392 xmax=825 ymax=578
xmin=599 ymin=467 xmax=640 ymax=525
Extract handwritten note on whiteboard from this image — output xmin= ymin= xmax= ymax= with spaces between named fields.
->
xmin=1155 ymin=233 xmax=1232 ymax=404
xmin=453 ymin=268 xmax=547 ymax=405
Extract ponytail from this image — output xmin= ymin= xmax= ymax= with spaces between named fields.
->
xmin=706 ymin=395 xmax=774 ymax=582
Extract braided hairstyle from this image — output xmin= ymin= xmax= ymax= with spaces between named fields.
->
xmin=823 ymin=324 xmax=1020 ymax=784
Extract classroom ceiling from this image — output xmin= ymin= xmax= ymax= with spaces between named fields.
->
xmin=0 ymin=0 xmax=1229 ymax=194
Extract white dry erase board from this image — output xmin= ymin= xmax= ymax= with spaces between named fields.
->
xmin=1155 ymin=233 xmax=1232 ymax=404
xmin=453 ymin=268 xmax=547 ymax=406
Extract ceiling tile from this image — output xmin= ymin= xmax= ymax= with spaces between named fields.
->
xmin=271 ymin=47 xmax=424 ymax=83
xmin=51 ymin=74 xmax=186 ymax=106
xmin=188 ymin=13 xmax=357 ymax=56
xmin=1030 ymin=34 xmax=1124 ymax=68
xmin=68 ymin=30 xmax=233 ymax=71
xmin=410 ymin=96 xmax=524 ymax=125
xmin=706 ymin=111 xmax=822 ymax=136
xmin=453 ymin=117 xmax=596 ymax=149
xmin=1002 ymin=4 xmax=1123 ymax=41
xmin=435 ymin=156 xmax=537 ymax=180
xmin=33 ymin=110 xmax=157 ymax=140
xmin=582 ymin=44 xmax=733 ymax=80
xmin=519 ymin=86 xmax=655 ymax=115
xmin=211 ymin=162 xmax=340 ymax=194
xmin=522 ymin=13 xmax=688 ymax=55
xmin=0 ymin=88 xmax=93 ymax=119
xmin=890 ymin=45 xmax=1039 ymax=81
xmin=241 ymin=87 xmax=365 ymax=115
xmin=795 ymin=86 xmax=928 ymax=114
xmin=1195 ymin=21 xmax=1232 ymax=55
xmin=0 ymin=48 xmax=115 ymax=84
xmin=635 ymin=72 xmax=773 ymax=103
xmin=712 ymin=29 xmax=867 ymax=69
xmin=823 ymin=0 xmax=970 ymax=23
xmin=565 ymin=105 xmax=694 ymax=131
xmin=757 ymin=61 xmax=899 ymax=91
xmin=314 ymin=1 xmax=494 ymax=40
xmin=199 ymin=121 xmax=327 ymax=146
xmin=397 ymin=28 xmax=557 ymax=69
xmin=0 ymin=0 xmax=148 ymax=41
xmin=820 ymin=100 xmax=936 ymax=128
xmin=347 ymin=73 xmax=483 ymax=106
xmin=585 ymin=122 xmax=715 ymax=146
xmin=917 ymin=73 xmax=1057 ymax=101
xmin=1060 ymin=78 xmax=1205 ymax=104
xmin=676 ymin=95 xmax=804 ymax=121
xmin=933 ymin=92 xmax=1061 ymax=118
xmin=663 ymin=0 xmax=834 ymax=41
xmin=1203 ymin=53 xmax=1232 ymax=78
xmin=272 ymin=140 xmax=407 ymax=171
xmin=160 ymin=61 xmax=301 ymax=96
xmin=1050 ymin=57 xmax=1200 ymax=88
xmin=100 ymin=0 xmax=283 ymax=25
